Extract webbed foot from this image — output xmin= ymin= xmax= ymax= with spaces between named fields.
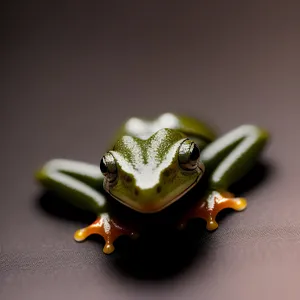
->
xmin=179 ymin=190 xmax=247 ymax=231
xmin=74 ymin=213 xmax=138 ymax=254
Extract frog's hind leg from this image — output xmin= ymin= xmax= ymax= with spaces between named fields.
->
xmin=36 ymin=159 xmax=106 ymax=212
xmin=180 ymin=125 xmax=269 ymax=230
xmin=35 ymin=159 xmax=137 ymax=254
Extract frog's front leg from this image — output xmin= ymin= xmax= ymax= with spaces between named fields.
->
xmin=35 ymin=159 xmax=137 ymax=254
xmin=181 ymin=125 xmax=269 ymax=230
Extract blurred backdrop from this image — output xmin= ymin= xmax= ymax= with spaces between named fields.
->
xmin=1 ymin=1 xmax=300 ymax=300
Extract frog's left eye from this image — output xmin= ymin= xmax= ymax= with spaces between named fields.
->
xmin=100 ymin=152 xmax=117 ymax=183
xmin=178 ymin=139 xmax=201 ymax=170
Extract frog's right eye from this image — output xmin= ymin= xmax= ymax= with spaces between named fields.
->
xmin=100 ymin=153 xmax=117 ymax=182
xmin=178 ymin=139 xmax=201 ymax=171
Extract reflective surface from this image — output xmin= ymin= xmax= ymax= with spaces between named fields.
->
xmin=1 ymin=1 xmax=300 ymax=300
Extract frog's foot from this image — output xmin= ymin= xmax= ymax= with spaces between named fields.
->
xmin=179 ymin=190 xmax=247 ymax=231
xmin=74 ymin=213 xmax=138 ymax=254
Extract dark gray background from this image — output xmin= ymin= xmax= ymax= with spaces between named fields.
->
xmin=1 ymin=1 xmax=300 ymax=299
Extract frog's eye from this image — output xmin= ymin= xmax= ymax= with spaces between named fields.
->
xmin=178 ymin=139 xmax=201 ymax=170
xmin=100 ymin=152 xmax=117 ymax=182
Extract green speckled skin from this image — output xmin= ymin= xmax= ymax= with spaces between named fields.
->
xmin=36 ymin=112 xmax=269 ymax=249
xmin=105 ymin=128 xmax=203 ymax=213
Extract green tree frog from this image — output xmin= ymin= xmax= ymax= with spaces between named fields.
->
xmin=36 ymin=113 xmax=269 ymax=254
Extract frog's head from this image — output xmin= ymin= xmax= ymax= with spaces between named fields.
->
xmin=100 ymin=128 xmax=205 ymax=213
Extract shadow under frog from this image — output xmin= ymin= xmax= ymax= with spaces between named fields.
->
xmin=37 ymin=160 xmax=272 ymax=280
xmin=35 ymin=113 xmax=271 ymax=280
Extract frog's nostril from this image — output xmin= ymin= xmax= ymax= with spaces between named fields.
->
xmin=124 ymin=175 xmax=132 ymax=183
xmin=134 ymin=188 xmax=139 ymax=196
xmin=163 ymin=169 xmax=171 ymax=177
xmin=156 ymin=185 xmax=162 ymax=193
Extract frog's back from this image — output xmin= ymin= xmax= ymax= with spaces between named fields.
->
xmin=113 ymin=113 xmax=216 ymax=149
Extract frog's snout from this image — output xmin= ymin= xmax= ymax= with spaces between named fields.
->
xmin=132 ymin=184 xmax=163 ymax=200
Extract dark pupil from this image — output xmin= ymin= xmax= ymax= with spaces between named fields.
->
xmin=100 ymin=157 xmax=108 ymax=174
xmin=190 ymin=144 xmax=200 ymax=161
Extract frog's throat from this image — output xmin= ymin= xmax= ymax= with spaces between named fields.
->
xmin=107 ymin=170 xmax=203 ymax=214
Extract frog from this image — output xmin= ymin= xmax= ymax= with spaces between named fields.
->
xmin=35 ymin=112 xmax=269 ymax=254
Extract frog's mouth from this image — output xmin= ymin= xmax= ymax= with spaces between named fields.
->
xmin=143 ymin=175 xmax=202 ymax=213
xmin=107 ymin=165 xmax=204 ymax=214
